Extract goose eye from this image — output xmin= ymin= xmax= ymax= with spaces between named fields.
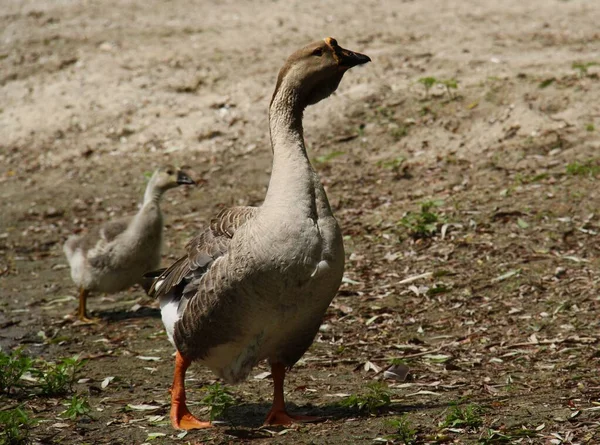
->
xmin=312 ymin=48 xmax=323 ymax=57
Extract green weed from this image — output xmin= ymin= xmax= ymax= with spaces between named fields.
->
xmin=390 ymin=125 xmax=409 ymax=141
xmin=315 ymin=151 xmax=345 ymax=164
xmin=418 ymin=77 xmax=437 ymax=98
xmin=386 ymin=415 xmax=417 ymax=444
xmin=341 ymin=382 xmax=393 ymax=414
xmin=399 ymin=200 xmax=445 ymax=239
xmin=441 ymin=79 xmax=458 ymax=99
xmin=61 ymin=394 xmax=91 ymax=420
xmin=426 ymin=284 xmax=450 ymax=296
xmin=378 ymin=156 xmax=406 ymax=170
xmin=418 ymin=77 xmax=458 ymax=99
xmin=441 ymin=403 xmax=483 ymax=429
xmin=201 ymin=383 xmax=235 ymax=421
xmin=586 ymin=123 xmax=595 ymax=132
xmin=538 ymin=78 xmax=555 ymax=88
xmin=0 ymin=407 xmax=36 ymax=445
xmin=565 ymin=160 xmax=600 ymax=177
xmin=0 ymin=348 xmax=33 ymax=395
xmin=572 ymin=61 xmax=598 ymax=78
xmin=34 ymin=356 xmax=86 ymax=397
xmin=478 ymin=427 xmax=537 ymax=443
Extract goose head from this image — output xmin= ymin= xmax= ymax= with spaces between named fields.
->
xmin=150 ymin=165 xmax=196 ymax=192
xmin=272 ymin=37 xmax=370 ymax=109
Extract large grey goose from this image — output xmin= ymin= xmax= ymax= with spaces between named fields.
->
xmin=150 ymin=38 xmax=370 ymax=429
xmin=63 ymin=166 xmax=195 ymax=322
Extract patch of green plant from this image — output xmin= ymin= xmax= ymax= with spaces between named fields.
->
xmin=418 ymin=77 xmax=458 ymax=99
xmin=61 ymin=394 xmax=91 ymax=420
xmin=0 ymin=348 xmax=33 ymax=395
xmin=390 ymin=125 xmax=409 ymax=141
xmin=418 ymin=77 xmax=437 ymax=97
xmin=538 ymin=77 xmax=555 ymax=88
xmin=315 ymin=151 xmax=345 ymax=164
xmin=426 ymin=284 xmax=450 ymax=296
xmin=565 ymin=160 xmax=600 ymax=177
xmin=386 ymin=415 xmax=417 ymax=444
xmin=419 ymin=106 xmax=436 ymax=117
xmin=34 ymin=356 xmax=86 ymax=397
xmin=442 ymin=403 xmax=483 ymax=429
xmin=375 ymin=106 xmax=394 ymax=120
xmin=586 ymin=123 xmax=595 ymax=132
xmin=389 ymin=358 xmax=408 ymax=366
xmin=378 ymin=156 xmax=406 ymax=170
xmin=478 ymin=427 xmax=537 ymax=443
xmin=441 ymin=79 xmax=458 ymax=99
xmin=399 ymin=200 xmax=446 ymax=239
xmin=572 ymin=61 xmax=598 ymax=78
xmin=0 ymin=407 xmax=36 ymax=445
xmin=340 ymin=382 xmax=393 ymax=414
xmin=201 ymin=382 xmax=235 ymax=421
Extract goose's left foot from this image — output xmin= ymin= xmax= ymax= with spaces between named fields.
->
xmin=170 ymin=351 xmax=212 ymax=430
xmin=263 ymin=362 xmax=323 ymax=426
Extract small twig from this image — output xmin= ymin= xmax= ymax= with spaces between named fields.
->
xmin=398 ymin=347 xmax=444 ymax=359
xmin=303 ymin=347 xmax=446 ymax=367
xmin=504 ymin=337 xmax=598 ymax=349
xmin=398 ymin=272 xmax=433 ymax=285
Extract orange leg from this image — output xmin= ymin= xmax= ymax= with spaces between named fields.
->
xmin=263 ymin=362 xmax=322 ymax=426
xmin=170 ymin=351 xmax=212 ymax=430
xmin=77 ymin=288 xmax=99 ymax=323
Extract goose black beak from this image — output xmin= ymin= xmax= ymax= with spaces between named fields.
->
xmin=176 ymin=170 xmax=196 ymax=185
xmin=325 ymin=37 xmax=371 ymax=70
xmin=338 ymin=47 xmax=371 ymax=69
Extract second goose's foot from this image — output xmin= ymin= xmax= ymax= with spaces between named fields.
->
xmin=76 ymin=288 xmax=100 ymax=323
xmin=76 ymin=314 xmax=101 ymax=324
xmin=170 ymin=351 xmax=212 ymax=430
xmin=263 ymin=409 xmax=322 ymax=426
xmin=263 ymin=362 xmax=323 ymax=426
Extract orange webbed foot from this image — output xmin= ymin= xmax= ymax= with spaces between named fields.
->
xmin=263 ymin=409 xmax=322 ymax=426
xmin=171 ymin=400 xmax=212 ymax=430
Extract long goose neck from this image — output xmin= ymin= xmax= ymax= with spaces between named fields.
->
xmin=143 ymin=177 xmax=164 ymax=207
xmin=131 ymin=179 xmax=163 ymax=234
xmin=262 ymin=85 xmax=315 ymax=211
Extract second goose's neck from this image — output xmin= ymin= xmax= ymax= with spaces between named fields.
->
xmin=143 ymin=179 xmax=163 ymax=207
xmin=262 ymin=86 xmax=315 ymax=211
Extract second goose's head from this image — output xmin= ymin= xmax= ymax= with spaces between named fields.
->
xmin=272 ymin=38 xmax=370 ymax=109
xmin=148 ymin=165 xmax=196 ymax=194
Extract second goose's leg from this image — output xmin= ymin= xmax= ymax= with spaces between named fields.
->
xmin=263 ymin=362 xmax=322 ymax=425
xmin=77 ymin=288 xmax=99 ymax=323
xmin=170 ymin=351 xmax=212 ymax=430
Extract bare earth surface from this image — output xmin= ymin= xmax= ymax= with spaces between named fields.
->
xmin=2 ymin=0 xmax=600 ymax=443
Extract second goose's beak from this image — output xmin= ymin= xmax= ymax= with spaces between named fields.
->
xmin=176 ymin=170 xmax=196 ymax=185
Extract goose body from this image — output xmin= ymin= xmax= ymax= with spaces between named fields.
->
xmin=63 ymin=166 xmax=194 ymax=321
xmin=151 ymin=38 xmax=370 ymax=429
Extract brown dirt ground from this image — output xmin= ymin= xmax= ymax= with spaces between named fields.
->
xmin=1 ymin=0 xmax=600 ymax=443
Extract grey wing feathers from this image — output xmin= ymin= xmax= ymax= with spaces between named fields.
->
xmin=149 ymin=206 xmax=257 ymax=298
xmin=99 ymin=218 xmax=130 ymax=243
xmin=64 ymin=217 xmax=130 ymax=256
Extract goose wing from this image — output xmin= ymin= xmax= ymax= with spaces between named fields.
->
xmin=98 ymin=217 xmax=130 ymax=244
xmin=149 ymin=206 xmax=258 ymax=298
xmin=64 ymin=216 xmax=131 ymax=265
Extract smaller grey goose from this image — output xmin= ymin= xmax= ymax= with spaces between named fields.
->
xmin=63 ymin=166 xmax=195 ymax=322
xmin=150 ymin=38 xmax=370 ymax=429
